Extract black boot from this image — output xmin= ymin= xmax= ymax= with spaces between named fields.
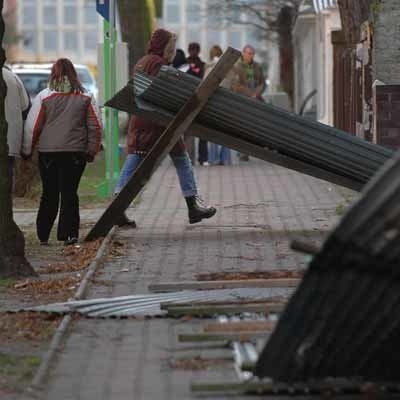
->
xmin=185 ymin=195 xmax=217 ymax=224
xmin=115 ymin=212 xmax=137 ymax=228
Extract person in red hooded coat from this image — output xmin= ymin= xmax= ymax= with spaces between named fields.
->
xmin=115 ymin=29 xmax=216 ymax=225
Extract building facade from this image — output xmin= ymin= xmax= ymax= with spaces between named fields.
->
xmin=161 ymin=0 xmax=267 ymax=64
xmin=14 ymin=0 xmax=100 ymax=65
xmin=292 ymin=0 xmax=341 ymax=125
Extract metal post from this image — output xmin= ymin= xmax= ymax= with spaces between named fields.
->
xmin=109 ymin=0 xmax=120 ymax=193
xmin=98 ymin=0 xmax=119 ymax=198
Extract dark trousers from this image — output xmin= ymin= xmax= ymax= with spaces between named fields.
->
xmin=8 ymin=156 xmax=14 ymax=202
xmin=37 ymin=152 xmax=86 ymax=242
xmin=198 ymin=139 xmax=208 ymax=164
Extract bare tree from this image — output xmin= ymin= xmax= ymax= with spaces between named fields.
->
xmin=206 ymin=0 xmax=301 ymax=41
xmin=207 ymin=0 xmax=301 ymax=104
xmin=0 ymin=0 xmax=36 ymax=278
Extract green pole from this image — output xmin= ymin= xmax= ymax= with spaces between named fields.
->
xmin=98 ymin=1 xmax=120 ymax=198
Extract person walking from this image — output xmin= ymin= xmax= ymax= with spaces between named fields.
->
xmin=186 ymin=42 xmax=208 ymax=166
xmin=235 ymin=44 xmax=266 ymax=161
xmin=204 ymin=45 xmax=234 ymax=166
xmin=4 ymin=66 xmax=31 ymax=201
xmin=22 ymin=58 xmax=102 ymax=246
xmin=114 ymin=29 xmax=216 ymax=225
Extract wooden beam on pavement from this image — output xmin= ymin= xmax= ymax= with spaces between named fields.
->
xmin=85 ymin=47 xmax=241 ymax=241
xmin=203 ymin=320 xmax=276 ymax=333
xmin=164 ymin=302 xmax=285 ymax=318
xmin=148 ymin=278 xmax=300 ymax=292
xmin=178 ymin=332 xmax=270 ymax=342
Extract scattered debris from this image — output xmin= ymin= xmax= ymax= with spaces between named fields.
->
xmin=169 ymin=356 xmax=231 ymax=371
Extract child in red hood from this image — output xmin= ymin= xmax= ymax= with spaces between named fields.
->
xmin=115 ymin=29 xmax=216 ymax=225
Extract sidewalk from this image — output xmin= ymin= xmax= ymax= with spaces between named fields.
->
xmin=37 ymin=158 xmax=352 ymax=400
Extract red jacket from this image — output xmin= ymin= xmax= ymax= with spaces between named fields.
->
xmin=127 ymin=54 xmax=185 ymax=155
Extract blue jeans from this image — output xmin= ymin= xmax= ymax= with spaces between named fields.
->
xmin=209 ymin=143 xmax=231 ymax=165
xmin=115 ymin=152 xmax=198 ymax=197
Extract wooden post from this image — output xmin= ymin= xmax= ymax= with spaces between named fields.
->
xmin=86 ymin=47 xmax=240 ymax=241
xmin=148 ymin=279 xmax=300 ymax=292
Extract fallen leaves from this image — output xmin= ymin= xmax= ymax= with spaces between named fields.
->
xmin=11 ymin=276 xmax=81 ymax=302
xmin=40 ymin=239 xmax=102 ymax=274
xmin=0 ymin=312 xmax=61 ymax=341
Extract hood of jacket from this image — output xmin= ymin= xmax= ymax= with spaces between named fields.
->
xmin=148 ymin=29 xmax=172 ymax=57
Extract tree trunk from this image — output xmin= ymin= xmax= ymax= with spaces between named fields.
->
xmin=117 ymin=0 xmax=155 ymax=74
xmin=278 ymin=6 xmax=296 ymax=110
xmin=0 ymin=0 xmax=36 ymax=278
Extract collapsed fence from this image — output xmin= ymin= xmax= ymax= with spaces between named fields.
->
xmin=255 ymin=151 xmax=400 ymax=382
xmin=108 ymin=66 xmax=392 ymax=191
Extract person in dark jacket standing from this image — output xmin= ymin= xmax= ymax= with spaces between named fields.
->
xmin=115 ymin=29 xmax=216 ymax=225
xmin=186 ymin=42 xmax=208 ymax=166
xmin=23 ymin=58 xmax=102 ymax=246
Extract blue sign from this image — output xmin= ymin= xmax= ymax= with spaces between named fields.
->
xmin=96 ymin=0 xmax=109 ymax=21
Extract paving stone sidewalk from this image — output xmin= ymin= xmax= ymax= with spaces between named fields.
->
xmin=36 ymin=158 xmax=354 ymax=400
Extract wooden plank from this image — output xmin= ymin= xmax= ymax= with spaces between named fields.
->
xmin=148 ymin=278 xmax=300 ymax=292
xmin=178 ymin=332 xmax=270 ymax=342
xmin=191 ymin=381 xmax=275 ymax=394
xmin=204 ymin=320 xmax=275 ymax=333
xmin=85 ymin=47 xmax=240 ymax=241
xmin=165 ymin=303 xmax=285 ymax=317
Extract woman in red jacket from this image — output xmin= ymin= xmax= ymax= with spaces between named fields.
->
xmin=115 ymin=29 xmax=216 ymax=225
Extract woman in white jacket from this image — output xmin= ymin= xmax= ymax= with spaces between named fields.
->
xmin=4 ymin=66 xmax=31 ymax=194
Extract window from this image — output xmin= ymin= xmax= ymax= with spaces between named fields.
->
xmin=228 ymin=31 xmax=242 ymax=50
xmin=207 ymin=30 xmax=221 ymax=47
xmin=166 ymin=0 xmax=180 ymax=23
xmin=44 ymin=30 xmax=58 ymax=51
xmin=22 ymin=30 xmax=37 ymax=53
xmin=64 ymin=4 xmax=77 ymax=25
xmin=22 ymin=1 xmax=36 ymax=26
xmin=84 ymin=4 xmax=98 ymax=24
xmin=187 ymin=30 xmax=200 ymax=46
xmin=186 ymin=0 xmax=200 ymax=23
xmin=84 ymin=30 xmax=97 ymax=51
xmin=43 ymin=4 xmax=57 ymax=26
xmin=64 ymin=31 xmax=77 ymax=51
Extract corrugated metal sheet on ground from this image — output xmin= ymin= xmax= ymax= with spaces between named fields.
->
xmin=255 ymin=150 xmax=400 ymax=381
xmin=14 ymin=288 xmax=292 ymax=318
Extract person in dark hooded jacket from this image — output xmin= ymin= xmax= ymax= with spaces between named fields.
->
xmin=186 ymin=42 xmax=208 ymax=166
xmin=115 ymin=29 xmax=216 ymax=225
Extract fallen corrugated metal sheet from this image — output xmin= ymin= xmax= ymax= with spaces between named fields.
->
xmin=14 ymin=288 xmax=291 ymax=318
xmin=107 ymin=67 xmax=392 ymax=191
xmin=255 ymin=150 xmax=400 ymax=381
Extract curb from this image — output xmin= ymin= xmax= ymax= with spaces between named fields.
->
xmin=29 ymin=226 xmax=117 ymax=390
